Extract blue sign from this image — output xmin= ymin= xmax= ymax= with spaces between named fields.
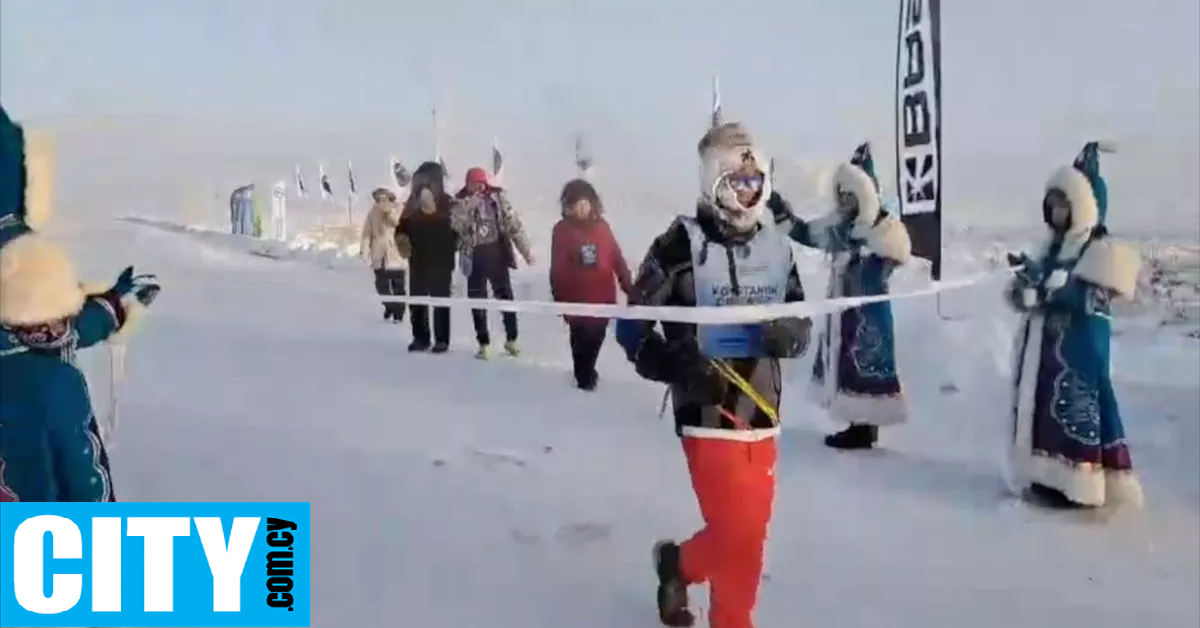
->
xmin=0 ymin=502 xmax=310 ymax=627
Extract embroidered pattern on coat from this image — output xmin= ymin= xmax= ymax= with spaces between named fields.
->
xmin=848 ymin=314 xmax=893 ymax=380
xmin=84 ymin=417 xmax=114 ymax=502
xmin=0 ymin=458 xmax=17 ymax=501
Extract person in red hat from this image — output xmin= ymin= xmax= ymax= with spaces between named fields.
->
xmin=451 ymin=166 xmax=534 ymax=359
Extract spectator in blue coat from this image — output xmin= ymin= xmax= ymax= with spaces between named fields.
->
xmin=0 ymin=104 xmax=160 ymax=501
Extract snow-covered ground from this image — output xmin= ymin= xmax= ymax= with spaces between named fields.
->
xmin=58 ymin=215 xmax=1199 ymax=628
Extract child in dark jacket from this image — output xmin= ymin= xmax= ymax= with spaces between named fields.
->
xmin=549 ymin=179 xmax=632 ymax=390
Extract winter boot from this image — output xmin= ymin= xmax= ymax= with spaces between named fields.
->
xmin=408 ymin=341 xmax=430 ymax=353
xmin=1026 ymin=483 xmax=1089 ymax=509
xmin=652 ymin=541 xmax=694 ymax=627
xmin=475 ymin=345 xmax=490 ymax=360
xmin=431 ymin=342 xmax=449 ymax=354
xmin=577 ymin=370 xmax=599 ymax=391
xmin=504 ymin=340 xmax=521 ymax=357
xmin=824 ymin=423 xmax=878 ymax=450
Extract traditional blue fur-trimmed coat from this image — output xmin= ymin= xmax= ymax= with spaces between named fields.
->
xmin=1006 ymin=156 xmax=1143 ymax=509
xmin=0 ymin=105 xmax=141 ymax=502
xmin=773 ymin=161 xmax=912 ymax=427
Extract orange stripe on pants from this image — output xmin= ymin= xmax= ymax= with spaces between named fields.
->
xmin=678 ymin=436 xmax=777 ymax=628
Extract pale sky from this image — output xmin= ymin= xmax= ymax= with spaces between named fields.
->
xmin=1 ymin=0 xmax=1197 ymax=234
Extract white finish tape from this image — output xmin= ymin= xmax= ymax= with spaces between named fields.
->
xmin=379 ymin=269 xmax=1014 ymax=323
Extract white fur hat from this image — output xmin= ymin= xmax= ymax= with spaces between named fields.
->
xmin=697 ymin=122 xmax=772 ymax=226
xmin=831 ymin=162 xmax=883 ymax=231
xmin=0 ymin=232 xmax=85 ymax=326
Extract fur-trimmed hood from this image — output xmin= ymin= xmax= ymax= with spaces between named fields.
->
xmin=696 ymin=122 xmax=772 ymax=230
xmin=1041 ymin=142 xmax=1110 ymax=261
xmin=0 ymin=105 xmax=52 ymax=234
xmin=0 ymin=232 xmax=85 ymax=326
xmin=828 ymin=142 xmax=884 ymax=238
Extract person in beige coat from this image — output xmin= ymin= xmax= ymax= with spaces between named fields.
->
xmin=360 ymin=187 xmax=410 ymax=322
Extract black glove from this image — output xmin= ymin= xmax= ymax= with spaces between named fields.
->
xmin=760 ymin=317 xmax=812 ymax=358
xmin=1007 ymin=252 xmax=1044 ymax=286
xmin=134 ymin=284 xmax=161 ymax=306
xmin=97 ymin=267 xmax=161 ymax=326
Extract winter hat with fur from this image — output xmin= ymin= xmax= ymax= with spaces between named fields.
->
xmin=0 ymin=105 xmax=80 ymax=326
xmin=697 ymin=122 xmax=772 ymax=230
xmin=559 ymin=178 xmax=602 ymax=217
xmin=830 ymin=142 xmax=884 ymax=229
xmin=0 ymin=231 xmax=85 ymax=327
xmin=1044 ymin=141 xmax=1108 ymax=240
xmin=0 ymin=105 xmax=52 ymax=240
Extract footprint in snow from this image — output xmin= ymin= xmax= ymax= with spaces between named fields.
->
xmin=467 ymin=447 xmax=529 ymax=468
xmin=509 ymin=528 xmax=542 ymax=545
xmin=554 ymin=522 xmax=612 ymax=547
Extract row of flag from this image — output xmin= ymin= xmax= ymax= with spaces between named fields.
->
xmin=290 ymin=139 xmax=506 ymax=202
xmin=280 ymin=78 xmax=758 ymax=204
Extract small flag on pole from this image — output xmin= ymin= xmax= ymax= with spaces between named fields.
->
xmin=391 ymin=156 xmax=411 ymax=187
xmin=491 ymin=137 xmax=503 ymax=178
xmin=710 ymin=74 xmax=722 ymax=128
xmin=319 ymin=163 xmax=332 ymax=200
xmin=432 ymin=107 xmax=448 ymax=178
xmin=294 ymin=165 xmax=308 ymax=198
xmin=574 ymin=134 xmax=593 ymax=178
xmin=347 ymin=160 xmax=357 ymax=197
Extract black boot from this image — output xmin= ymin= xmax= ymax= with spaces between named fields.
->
xmin=652 ymin=541 xmax=694 ymax=627
xmin=408 ymin=340 xmax=430 ymax=352
xmin=824 ymin=423 xmax=878 ymax=450
xmin=576 ymin=370 xmax=599 ymax=391
xmin=431 ymin=342 xmax=449 ymax=354
xmin=1026 ymin=483 xmax=1089 ymax=509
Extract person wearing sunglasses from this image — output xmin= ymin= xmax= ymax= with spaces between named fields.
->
xmin=361 ymin=187 xmax=409 ymax=323
xmin=1003 ymin=143 xmax=1143 ymax=510
xmin=770 ymin=143 xmax=913 ymax=451
xmin=0 ymin=106 xmax=160 ymax=502
xmin=615 ymin=122 xmax=811 ymax=628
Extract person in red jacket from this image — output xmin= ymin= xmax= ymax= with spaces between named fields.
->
xmin=549 ymin=179 xmax=632 ymax=390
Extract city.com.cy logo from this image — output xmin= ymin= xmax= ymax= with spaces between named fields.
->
xmin=0 ymin=502 xmax=310 ymax=627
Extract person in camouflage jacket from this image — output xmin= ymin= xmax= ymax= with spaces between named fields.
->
xmin=451 ymin=167 xmax=534 ymax=358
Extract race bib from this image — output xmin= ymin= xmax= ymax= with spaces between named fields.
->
xmin=579 ymin=243 xmax=598 ymax=266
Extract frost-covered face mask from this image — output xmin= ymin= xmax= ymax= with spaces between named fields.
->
xmin=1043 ymin=189 xmax=1072 ymax=232
xmin=713 ymin=169 xmax=765 ymax=230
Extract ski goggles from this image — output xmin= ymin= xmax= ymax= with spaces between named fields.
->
xmin=372 ymin=189 xmax=397 ymax=202
xmin=723 ymin=172 xmax=765 ymax=194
